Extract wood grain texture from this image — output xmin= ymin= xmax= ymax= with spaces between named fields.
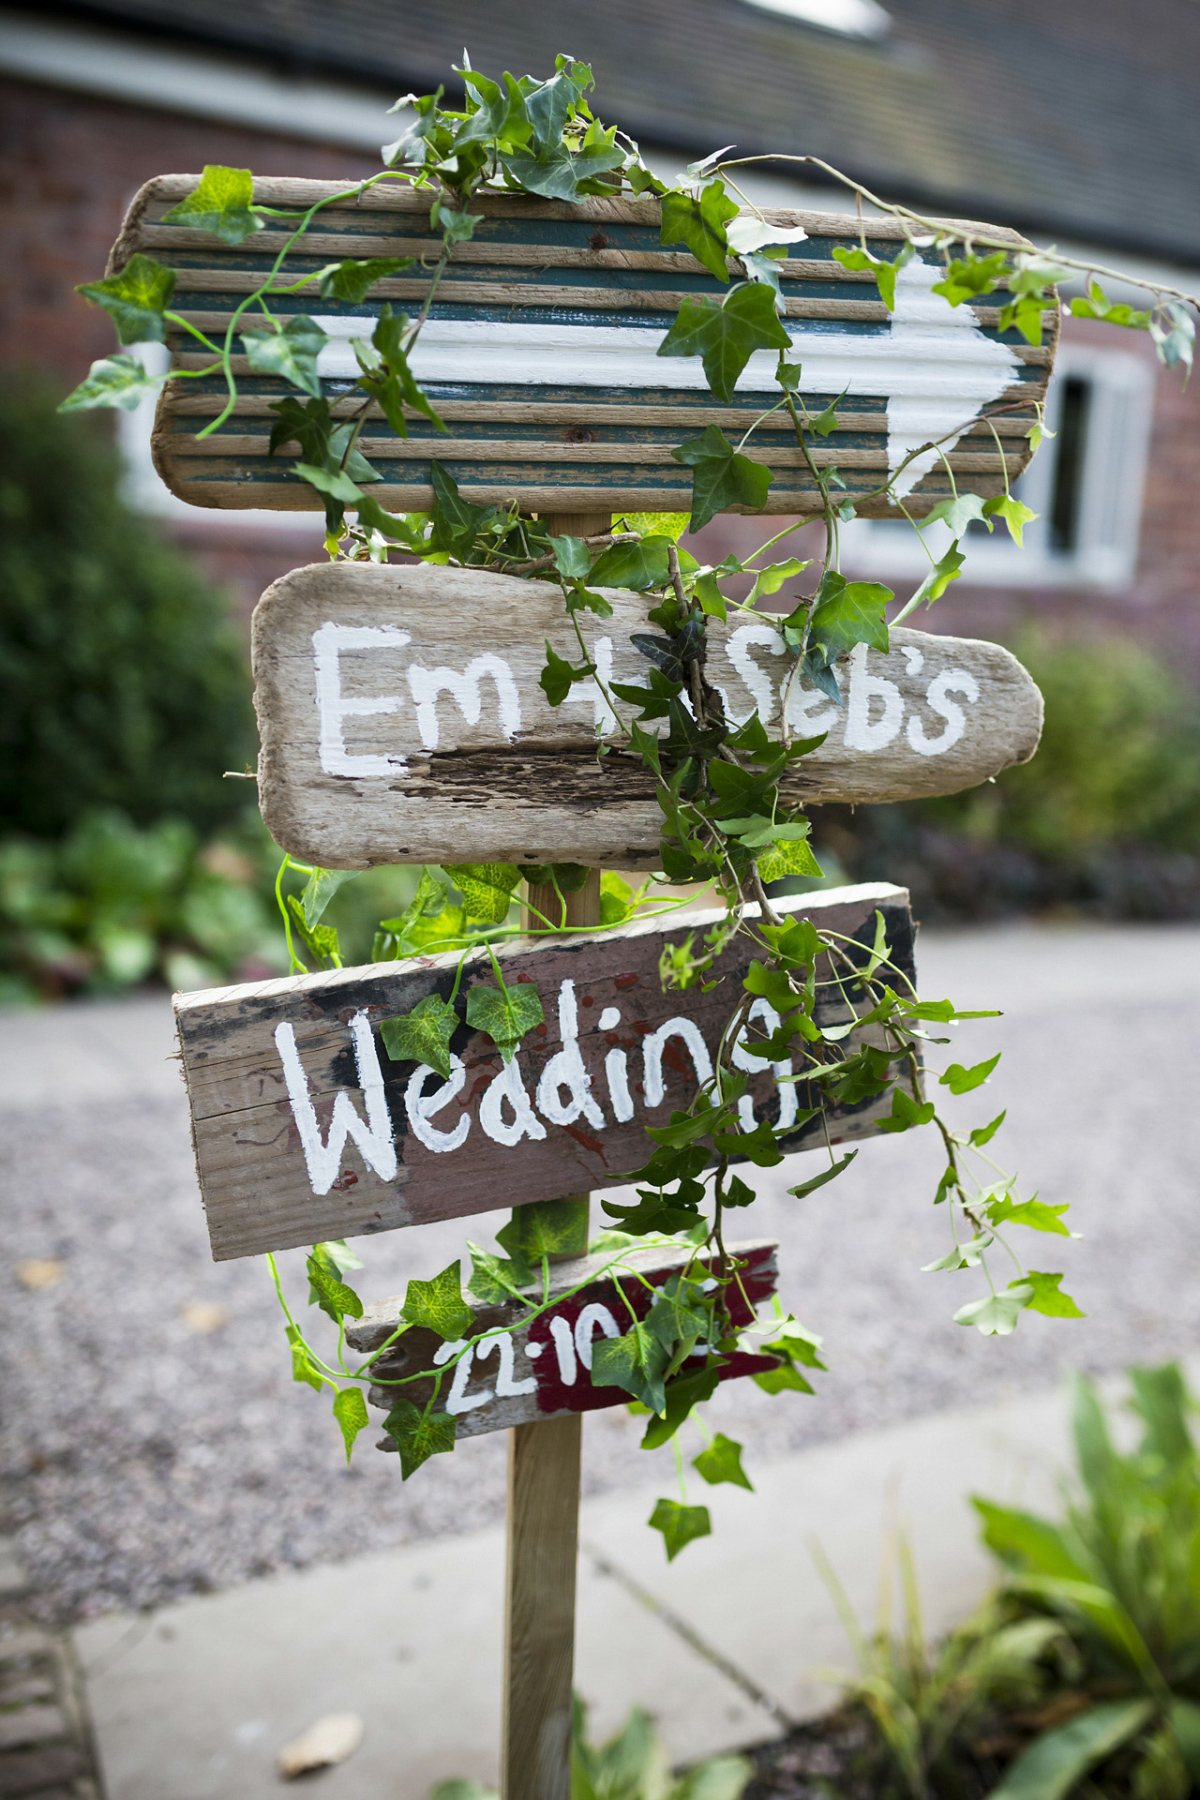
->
xmin=105 ymin=175 xmax=1056 ymax=521
xmin=251 ymin=560 xmax=1043 ymax=870
xmin=173 ymin=883 xmax=914 ymax=1261
xmin=345 ymin=1240 xmax=779 ymax=1441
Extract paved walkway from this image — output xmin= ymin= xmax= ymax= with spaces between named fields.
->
xmin=74 ymin=1381 xmax=1074 ymax=1798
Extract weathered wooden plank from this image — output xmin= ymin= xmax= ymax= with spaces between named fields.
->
xmin=250 ymin=561 xmax=1042 ymax=871
xmin=344 ymin=1240 xmax=779 ymax=1442
xmin=105 ymin=176 xmax=1056 ymax=521
xmin=173 ymin=884 xmax=914 ymax=1261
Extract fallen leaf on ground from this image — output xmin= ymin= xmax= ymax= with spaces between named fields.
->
xmin=180 ymin=1301 xmax=229 ymax=1335
xmin=278 ymin=1712 xmax=364 ymax=1778
xmin=16 ymin=1260 xmax=63 ymax=1291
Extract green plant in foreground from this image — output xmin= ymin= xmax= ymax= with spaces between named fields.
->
xmin=977 ymin=1363 xmax=1200 ymax=1798
xmin=427 ymin=1697 xmax=751 ymax=1800
xmin=814 ymin=1532 xmax=1068 ymax=1799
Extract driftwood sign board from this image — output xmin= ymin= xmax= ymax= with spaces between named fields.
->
xmin=253 ymin=561 xmax=1043 ymax=869
xmin=109 ymin=177 xmax=1056 ymax=520
xmin=346 ymin=1240 xmax=779 ymax=1447
xmin=174 ymin=882 xmax=913 ymax=1262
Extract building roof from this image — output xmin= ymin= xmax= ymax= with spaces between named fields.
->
xmin=33 ymin=0 xmax=1200 ymax=266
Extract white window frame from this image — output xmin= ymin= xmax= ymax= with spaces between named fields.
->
xmin=840 ymin=340 xmax=1156 ymax=590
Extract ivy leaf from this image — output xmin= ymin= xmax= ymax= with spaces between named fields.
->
xmin=1069 ymin=280 xmax=1152 ymax=331
xmin=382 ymin=1397 xmax=457 ymax=1480
xmin=429 ymin=460 xmax=499 ymax=558
xmin=540 ymin=640 xmax=595 ymax=706
xmin=286 ymin=1324 xmax=325 ymax=1391
xmin=401 ymin=1261 xmax=474 ymax=1341
xmin=954 ymin=1289 xmax=1031 ymax=1336
xmin=659 ymin=181 xmax=739 ymax=282
xmin=549 ymin=534 xmax=592 ymax=580
xmin=599 ymin=871 xmax=637 ymax=925
xmin=588 ymin=536 xmax=672 ymax=590
xmin=756 ymin=837 xmax=824 ymax=882
xmin=306 ymin=1251 xmax=364 ymax=1322
xmin=353 ymin=304 xmax=445 ymax=436
xmin=970 ymin=1111 xmax=1007 ymax=1148
xmin=658 ymin=284 xmax=792 ymax=404
xmin=306 ymin=1237 xmax=363 ymax=1310
xmin=498 ymin=1196 xmax=589 ymax=1264
xmin=671 ymin=425 xmax=772 ymax=533
xmin=983 ymin=495 xmax=1038 ymax=547
xmin=240 ymin=315 xmax=327 ymax=398
xmin=161 ymin=165 xmax=264 ymax=244
xmin=268 ymin=394 xmax=332 ymax=463
xmin=692 ymin=1433 xmax=754 ymax=1490
xmin=745 ymin=557 xmax=810 ymax=606
xmin=809 ymin=389 xmax=847 ymax=437
xmin=939 ymin=1052 xmax=1001 ymax=1094
xmin=380 ymin=993 xmax=459 ymax=1078
xmin=832 ymin=242 xmax=912 ymax=311
xmin=986 ymin=1195 xmax=1072 ymax=1237
xmin=317 ymin=257 xmax=414 ymax=303
xmin=930 ymin=251 xmax=1010 ymax=307
xmin=787 ymin=1150 xmax=858 ymax=1198
xmin=332 ymin=1386 xmax=369 ymax=1462
xmin=754 ymin=1359 xmax=815 ymax=1396
xmin=286 ymin=893 xmax=340 ymax=967
xmin=876 ymin=1087 xmax=937 ymax=1134
xmin=297 ymin=866 xmax=357 ymax=928
xmin=502 ymin=138 xmax=624 ymax=203
xmin=444 ymin=863 xmax=522 ymax=924
xmin=465 ymin=1240 xmax=532 ymax=1304
xmin=640 ymin=1366 xmax=722 ymax=1450
xmin=294 ymin=463 xmax=362 ymax=504
xmin=465 ymin=976 xmax=544 ymax=1064
xmin=77 ymin=254 xmax=176 ymax=345
xmin=726 ymin=216 xmax=809 ymax=257
xmin=592 ymin=1323 xmax=671 ymax=1415
xmin=921 ymin=492 xmax=988 ymax=537
xmin=906 ymin=541 xmax=966 ymax=612
xmin=1150 ymin=300 xmax=1195 ymax=372
xmin=1023 ymin=1271 xmax=1085 ymax=1318
xmin=648 ymin=1498 xmax=712 ymax=1562
xmin=807 ymin=571 xmax=891 ymax=663
xmin=58 ymin=353 xmax=162 ymax=413
xmin=457 ymin=67 xmax=531 ymax=147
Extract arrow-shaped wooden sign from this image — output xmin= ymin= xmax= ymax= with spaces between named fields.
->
xmin=174 ymin=883 xmax=913 ymax=1261
xmin=252 ymin=560 xmax=1043 ymax=869
xmin=109 ymin=178 xmax=1055 ymax=520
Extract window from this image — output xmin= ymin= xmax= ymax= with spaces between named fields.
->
xmin=737 ymin=0 xmax=890 ymax=40
xmin=841 ymin=341 xmax=1155 ymax=590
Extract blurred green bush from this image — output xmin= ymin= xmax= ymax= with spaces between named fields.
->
xmin=815 ymin=631 xmax=1200 ymax=920
xmin=0 ymin=808 xmax=288 ymax=1003
xmin=0 ymin=377 xmax=255 ymax=839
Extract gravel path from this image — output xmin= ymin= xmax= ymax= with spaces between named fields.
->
xmin=2 ymin=924 xmax=1198 ymax=1623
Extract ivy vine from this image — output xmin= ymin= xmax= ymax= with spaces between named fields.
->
xmin=66 ymin=54 xmax=1196 ymax=1555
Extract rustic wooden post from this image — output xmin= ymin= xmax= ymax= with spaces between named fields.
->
xmin=502 ymin=513 xmax=608 ymax=1800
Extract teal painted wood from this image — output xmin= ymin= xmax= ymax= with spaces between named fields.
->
xmin=107 ymin=175 xmax=1056 ymax=518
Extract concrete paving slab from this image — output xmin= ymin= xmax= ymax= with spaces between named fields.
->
xmin=73 ymin=1380 xmax=1084 ymax=1800
xmin=0 ymin=992 xmax=179 ymax=1113
xmin=74 ymin=1515 xmax=770 ymax=1800
xmin=583 ymin=1386 xmax=1072 ymax=1727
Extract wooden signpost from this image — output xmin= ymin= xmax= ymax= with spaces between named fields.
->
xmin=174 ymin=883 xmax=914 ymax=1261
xmin=252 ymin=560 xmax=1043 ymax=868
xmin=109 ymin=177 xmax=1055 ymax=521
xmin=105 ymin=164 xmax=1059 ymax=1800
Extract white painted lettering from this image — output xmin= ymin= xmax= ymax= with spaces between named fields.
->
xmin=313 ymin=623 xmax=410 ymax=777
xmin=535 ymin=979 xmax=606 ymax=1131
xmin=732 ymin=997 xmax=799 ymax=1134
xmin=433 ymin=1339 xmax=488 ymax=1415
xmin=549 ymin=1314 xmax=578 ymax=1384
xmin=475 ymin=1329 xmax=537 ymax=1397
xmin=408 ymin=653 xmax=521 ymax=750
xmin=605 ymin=1049 xmax=634 ymax=1123
xmin=907 ymin=667 xmax=980 ymax=757
xmin=642 ymin=1017 xmax=714 ymax=1110
xmin=574 ymin=1302 xmax=620 ymax=1371
xmin=405 ymin=1056 xmax=470 ymax=1153
xmin=844 ymin=642 xmax=904 ymax=752
xmin=723 ymin=624 xmax=785 ymax=726
xmin=479 ymin=1056 xmax=547 ymax=1147
xmin=275 ymin=1012 xmax=397 ymax=1195
xmin=786 ymin=679 xmax=840 ymax=738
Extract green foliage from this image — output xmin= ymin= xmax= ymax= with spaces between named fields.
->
xmin=648 ymin=1498 xmax=712 ymax=1561
xmin=77 ymin=254 xmax=176 ymax=344
xmin=0 ymin=380 xmax=255 ymax=840
xmin=670 ymin=426 xmax=773 ymax=533
xmin=400 ymin=1261 xmax=474 ymax=1340
xmin=657 ymin=283 xmax=791 ymax=404
xmin=380 ymin=992 xmax=459 ymax=1078
xmin=0 ymin=808 xmax=284 ymax=1002
xmin=160 ymin=164 xmax=263 ymax=243
xmin=382 ymin=1397 xmax=457 ymax=1479
xmin=465 ymin=968 xmax=544 ymax=1062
